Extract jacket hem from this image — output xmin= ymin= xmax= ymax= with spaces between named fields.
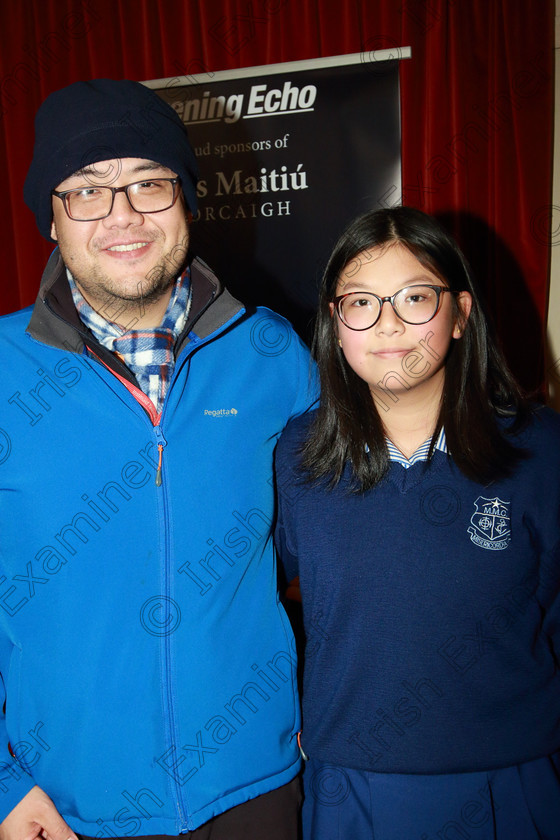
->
xmin=63 ymin=758 xmax=302 ymax=835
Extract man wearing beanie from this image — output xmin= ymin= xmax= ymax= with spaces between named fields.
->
xmin=0 ymin=79 xmax=315 ymax=840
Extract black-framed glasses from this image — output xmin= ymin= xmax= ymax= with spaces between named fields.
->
xmin=332 ymin=285 xmax=459 ymax=331
xmin=51 ymin=178 xmax=181 ymax=221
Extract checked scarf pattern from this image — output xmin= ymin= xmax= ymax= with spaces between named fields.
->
xmin=68 ymin=269 xmax=192 ymax=414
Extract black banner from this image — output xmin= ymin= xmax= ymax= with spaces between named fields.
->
xmin=147 ymin=51 xmax=408 ymax=339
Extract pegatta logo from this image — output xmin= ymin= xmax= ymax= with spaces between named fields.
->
xmin=171 ymin=81 xmax=317 ymax=125
xmin=204 ymin=408 xmax=239 ymax=417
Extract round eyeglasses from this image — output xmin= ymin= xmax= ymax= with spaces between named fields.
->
xmin=332 ymin=285 xmax=459 ymax=331
xmin=51 ymin=178 xmax=181 ymax=222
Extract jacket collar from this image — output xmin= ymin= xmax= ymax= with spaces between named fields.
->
xmin=26 ymin=249 xmax=244 ymax=371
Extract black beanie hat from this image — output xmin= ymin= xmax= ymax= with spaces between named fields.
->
xmin=24 ymin=78 xmax=199 ymax=241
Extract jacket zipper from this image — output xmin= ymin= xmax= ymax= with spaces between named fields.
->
xmin=37 ymin=296 xmax=246 ymax=830
xmin=155 ymin=444 xmax=163 ymax=487
xmin=152 ymin=417 xmax=190 ymax=831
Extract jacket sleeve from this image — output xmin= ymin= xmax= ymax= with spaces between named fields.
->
xmin=285 ymin=330 xmax=319 ymax=422
xmin=0 ymin=665 xmax=36 ymax=822
xmin=274 ymin=423 xmax=307 ymax=583
xmin=275 ymin=485 xmax=299 ymax=585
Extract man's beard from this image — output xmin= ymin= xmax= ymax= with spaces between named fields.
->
xmin=73 ymin=255 xmax=180 ymax=330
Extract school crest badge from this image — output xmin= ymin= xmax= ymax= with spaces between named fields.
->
xmin=467 ymin=496 xmax=511 ymax=550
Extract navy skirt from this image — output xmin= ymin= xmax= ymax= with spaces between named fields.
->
xmin=302 ymin=753 xmax=560 ymax=839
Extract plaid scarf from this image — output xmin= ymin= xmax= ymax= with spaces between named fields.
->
xmin=68 ymin=269 xmax=192 ymax=414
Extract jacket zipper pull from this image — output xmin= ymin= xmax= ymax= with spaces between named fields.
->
xmin=154 ymin=426 xmax=167 ymax=487
xmin=155 ymin=443 xmax=163 ymax=487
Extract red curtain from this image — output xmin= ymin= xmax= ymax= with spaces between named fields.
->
xmin=0 ymin=0 xmax=554 ymax=392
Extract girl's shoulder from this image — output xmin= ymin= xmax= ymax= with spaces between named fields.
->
xmin=501 ymin=404 xmax=560 ymax=467
xmin=532 ymin=403 xmax=560 ymax=429
xmin=275 ymin=409 xmax=318 ymax=486
xmin=512 ymin=404 xmax=560 ymax=441
xmin=278 ymin=408 xmax=317 ymax=452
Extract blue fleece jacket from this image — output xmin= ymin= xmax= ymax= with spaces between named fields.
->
xmin=275 ymin=408 xmax=560 ymax=774
xmin=0 ymin=252 xmax=316 ymax=834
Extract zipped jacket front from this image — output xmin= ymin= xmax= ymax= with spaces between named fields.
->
xmin=0 ymin=251 xmax=315 ymax=833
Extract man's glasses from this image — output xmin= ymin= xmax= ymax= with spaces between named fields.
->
xmin=51 ymin=178 xmax=181 ymax=222
xmin=332 ymin=285 xmax=459 ymax=331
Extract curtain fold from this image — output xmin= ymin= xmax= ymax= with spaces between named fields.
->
xmin=0 ymin=0 xmax=553 ymax=391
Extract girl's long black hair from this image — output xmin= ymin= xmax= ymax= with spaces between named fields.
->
xmin=302 ymin=206 xmax=530 ymax=491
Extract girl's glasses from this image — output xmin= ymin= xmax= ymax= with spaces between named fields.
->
xmin=332 ymin=285 xmax=459 ymax=331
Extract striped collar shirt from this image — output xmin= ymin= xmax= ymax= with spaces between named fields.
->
xmin=386 ymin=427 xmax=448 ymax=469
